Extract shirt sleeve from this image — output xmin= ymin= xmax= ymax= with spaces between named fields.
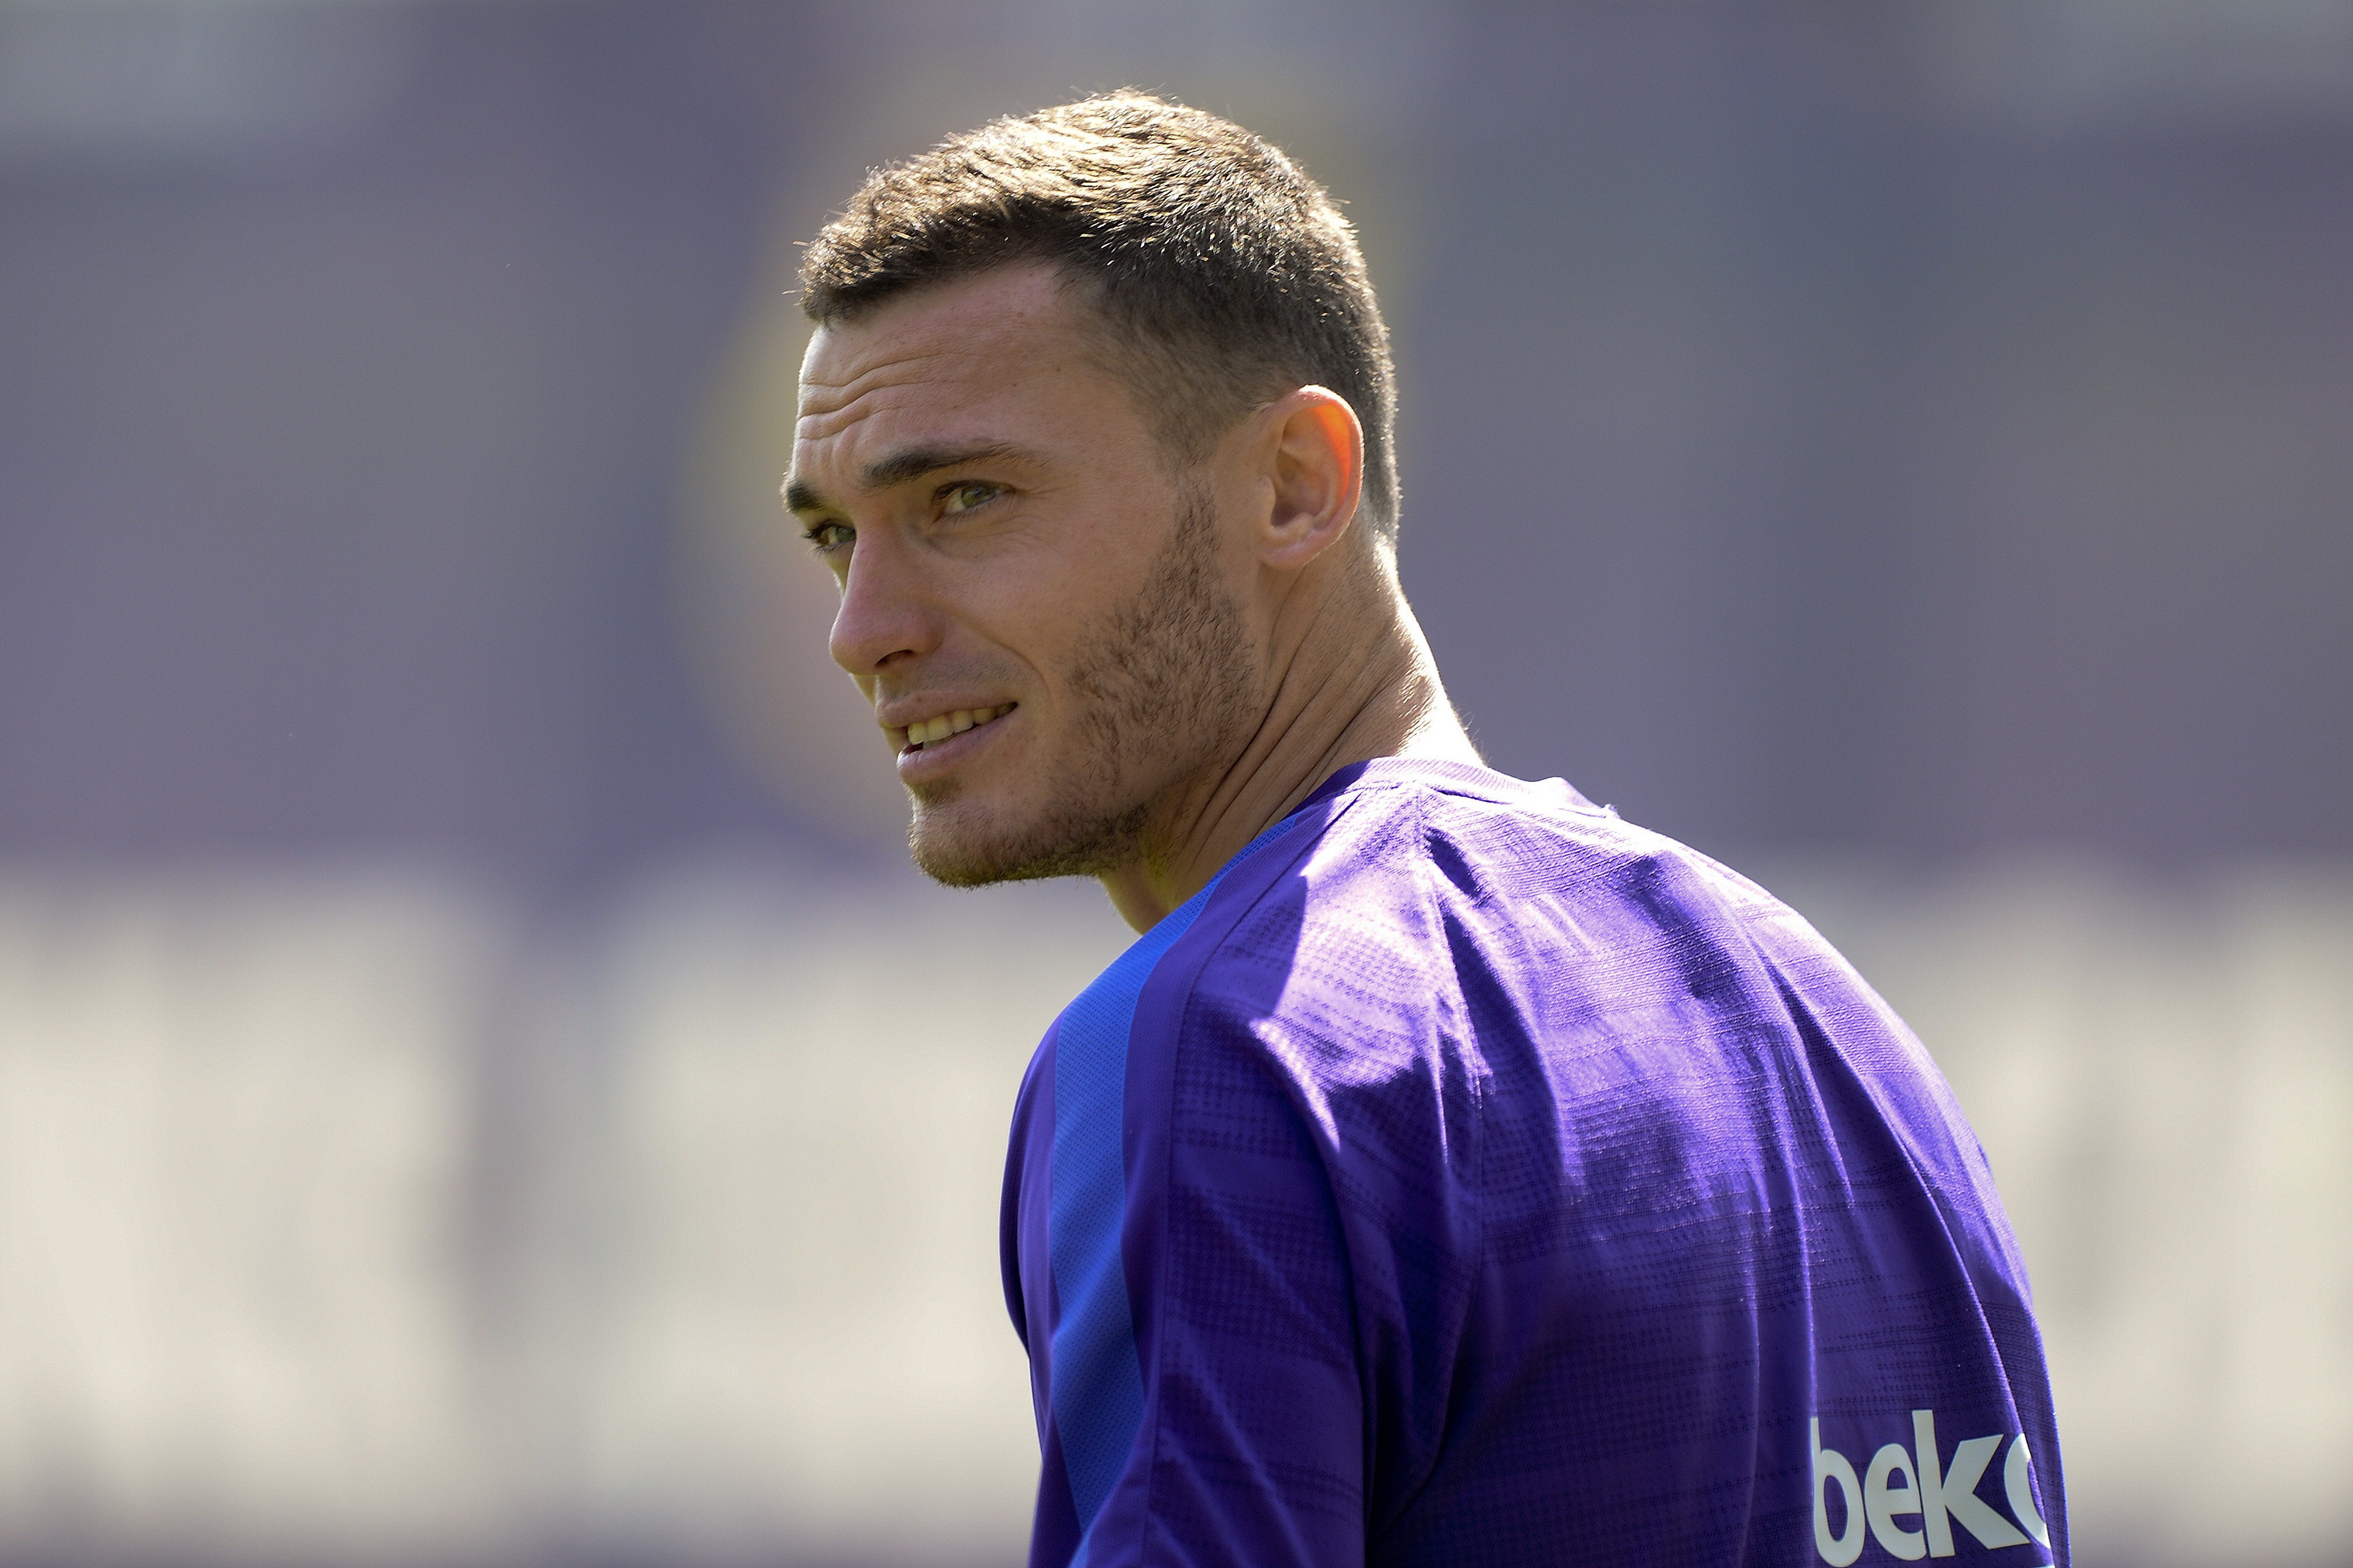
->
xmin=1083 ymin=986 xmax=1371 ymax=1568
xmin=1085 ymin=885 xmax=1486 ymax=1568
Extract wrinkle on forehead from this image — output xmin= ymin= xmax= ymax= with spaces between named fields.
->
xmin=791 ymin=361 xmax=1016 ymax=498
xmin=795 ymin=343 xmax=967 ymax=434
xmin=794 ymin=310 xmax=1122 ymax=501
xmin=785 ymin=266 xmax=1177 ymax=525
xmin=796 ymin=264 xmax=1085 ymax=416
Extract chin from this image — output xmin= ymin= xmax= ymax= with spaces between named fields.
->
xmin=907 ymin=787 xmax=1151 ymax=888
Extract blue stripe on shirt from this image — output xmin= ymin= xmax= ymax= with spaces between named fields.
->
xmin=1047 ymin=818 xmax=1309 ymax=1563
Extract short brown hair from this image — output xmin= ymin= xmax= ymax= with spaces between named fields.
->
xmin=799 ymin=92 xmax=1401 ymax=540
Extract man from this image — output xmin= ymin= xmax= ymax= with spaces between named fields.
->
xmin=786 ymin=93 xmax=2064 ymax=1568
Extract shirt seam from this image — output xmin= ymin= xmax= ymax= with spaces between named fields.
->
xmin=1321 ymin=772 xmax=1615 ymax=821
xmin=1131 ymin=797 xmax=1344 ymax=1566
xmin=1366 ymin=784 xmax=1495 ymax=1542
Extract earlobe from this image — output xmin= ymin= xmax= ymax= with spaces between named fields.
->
xmin=1261 ymin=387 xmax=1364 ymax=571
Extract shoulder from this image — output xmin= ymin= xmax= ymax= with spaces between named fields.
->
xmin=1183 ymin=761 xmax=1800 ymax=1026
xmin=1163 ymin=760 xmax=1957 ymax=1145
xmin=1148 ymin=763 xmax=1656 ymax=1135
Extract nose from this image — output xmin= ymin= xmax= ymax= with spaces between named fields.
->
xmin=827 ymin=533 xmax=940 ymax=680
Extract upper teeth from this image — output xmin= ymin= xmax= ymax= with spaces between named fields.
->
xmin=901 ymin=704 xmax=1013 ymax=748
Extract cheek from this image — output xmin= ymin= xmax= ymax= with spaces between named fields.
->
xmin=957 ymin=476 xmax=1180 ymax=685
xmin=964 ymin=562 xmax=1094 ymax=678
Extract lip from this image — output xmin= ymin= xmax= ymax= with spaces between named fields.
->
xmin=892 ymin=703 xmax=1017 ymax=783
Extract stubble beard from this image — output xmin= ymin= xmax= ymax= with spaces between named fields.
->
xmin=907 ymin=486 xmax=1259 ymax=888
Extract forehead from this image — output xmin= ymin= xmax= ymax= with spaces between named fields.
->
xmin=795 ymin=264 xmax=1131 ymax=477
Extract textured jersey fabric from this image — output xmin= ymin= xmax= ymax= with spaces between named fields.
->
xmin=999 ymin=759 xmax=2066 ymax=1568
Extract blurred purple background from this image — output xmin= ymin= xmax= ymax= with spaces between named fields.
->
xmin=1 ymin=3 xmax=2348 ymax=1566
xmin=7 ymin=1 xmax=2347 ymax=889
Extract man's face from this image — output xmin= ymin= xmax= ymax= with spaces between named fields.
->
xmin=787 ymin=263 xmax=1260 ymax=884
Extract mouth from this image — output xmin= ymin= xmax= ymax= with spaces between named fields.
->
xmin=891 ymin=702 xmax=1017 ymax=756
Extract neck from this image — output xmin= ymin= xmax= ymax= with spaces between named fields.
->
xmin=1098 ymin=554 xmax=1481 ymax=933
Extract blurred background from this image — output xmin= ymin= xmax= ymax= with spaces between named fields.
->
xmin=1 ymin=1 xmax=2348 ymax=1565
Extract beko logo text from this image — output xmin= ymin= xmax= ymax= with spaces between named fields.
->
xmin=1810 ymin=1410 xmax=2051 ymax=1564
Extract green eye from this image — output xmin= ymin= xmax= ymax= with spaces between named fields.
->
xmin=943 ymin=482 xmax=1000 ymax=513
xmin=803 ymin=521 xmax=853 ymax=553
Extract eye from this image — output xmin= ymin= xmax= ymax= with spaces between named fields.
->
xmin=803 ymin=520 xmax=854 ymax=554
xmin=941 ymin=481 xmax=1002 ymax=515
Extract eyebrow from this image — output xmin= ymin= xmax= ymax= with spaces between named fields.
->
xmin=783 ymin=441 xmax=1035 ymax=516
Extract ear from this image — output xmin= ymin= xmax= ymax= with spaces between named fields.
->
xmin=1256 ymin=386 xmax=1364 ymax=571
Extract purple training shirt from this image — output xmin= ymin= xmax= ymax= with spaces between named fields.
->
xmin=1000 ymin=759 xmax=2065 ymax=1567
